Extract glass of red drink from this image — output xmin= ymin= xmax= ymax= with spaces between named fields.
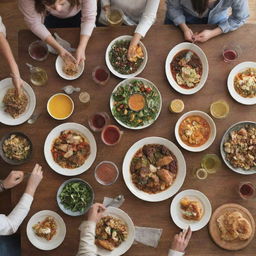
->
xmin=88 ymin=112 xmax=110 ymax=132
xmin=101 ymin=125 xmax=123 ymax=146
xmin=28 ymin=40 xmax=49 ymax=61
xmin=92 ymin=66 xmax=110 ymax=86
xmin=238 ymin=182 xmax=256 ymax=200
xmin=222 ymin=44 xmax=241 ymax=63
xmin=94 ymin=161 xmax=119 ymax=185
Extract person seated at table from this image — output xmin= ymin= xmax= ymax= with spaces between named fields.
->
xmin=165 ymin=0 xmax=249 ymax=43
xmin=18 ymin=0 xmax=97 ymax=65
xmin=98 ymin=0 xmax=160 ymax=60
xmin=168 ymin=227 xmax=192 ymax=256
xmin=76 ymin=203 xmax=192 ymax=255
xmin=0 ymin=16 xmax=24 ymax=96
xmin=0 ymin=164 xmax=43 ymax=236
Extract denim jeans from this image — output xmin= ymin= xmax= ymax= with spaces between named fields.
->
xmin=0 ymin=234 xmax=20 ymax=256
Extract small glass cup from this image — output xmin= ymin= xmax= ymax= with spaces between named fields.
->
xmin=92 ymin=66 xmax=110 ymax=86
xmin=29 ymin=66 xmax=48 ymax=86
xmin=88 ymin=112 xmax=110 ymax=132
xmin=238 ymin=182 xmax=256 ymax=200
xmin=79 ymin=91 xmax=90 ymax=104
xmin=101 ymin=125 xmax=123 ymax=146
xmin=201 ymin=154 xmax=221 ymax=174
xmin=222 ymin=44 xmax=241 ymax=63
xmin=192 ymin=167 xmax=208 ymax=180
xmin=106 ymin=7 xmax=124 ymax=26
xmin=210 ymin=100 xmax=229 ymax=119
xmin=94 ymin=161 xmax=119 ymax=185
xmin=28 ymin=40 xmax=49 ymax=61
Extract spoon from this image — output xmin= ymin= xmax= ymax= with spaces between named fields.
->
xmin=62 ymin=85 xmax=81 ymax=95
xmin=104 ymin=194 xmax=124 ymax=208
xmin=185 ymin=41 xmax=195 ymax=62
xmin=27 ymin=111 xmax=41 ymax=124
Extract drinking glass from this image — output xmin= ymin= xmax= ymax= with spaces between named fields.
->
xmin=106 ymin=7 xmax=124 ymax=26
xmin=94 ymin=161 xmax=119 ymax=185
xmin=222 ymin=44 xmax=241 ymax=63
xmin=28 ymin=40 xmax=49 ymax=61
xmin=238 ymin=182 xmax=256 ymax=200
xmin=88 ymin=112 xmax=110 ymax=132
xmin=201 ymin=154 xmax=221 ymax=174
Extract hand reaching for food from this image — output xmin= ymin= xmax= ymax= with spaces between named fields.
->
xmin=183 ymin=28 xmax=194 ymax=42
xmin=60 ymin=48 xmax=77 ymax=66
xmin=10 ymin=73 xmax=24 ymax=97
xmin=25 ymin=163 xmax=43 ymax=197
xmin=128 ymin=33 xmax=142 ymax=62
xmin=171 ymin=226 xmax=192 ymax=252
xmin=2 ymin=170 xmax=24 ymax=189
xmin=75 ymin=46 xmax=86 ymax=66
xmin=87 ymin=203 xmax=106 ymax=223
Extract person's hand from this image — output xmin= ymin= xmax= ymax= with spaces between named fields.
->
xmin=194 ymin=29 xmax=214 ymax=43
xmin=171 ymin=226 xmax=192 ymax=252
xmin=25 ymin=164 xmax=43 ymax=197
xmin=10 ymin=74 xmax=23 ymax=97
xmin=103 ymin=5 xmax=111 ymax=16
xmin=183 ymin=28 xmax=194 ymax=42
xmin=75 ymin=46 xmax=86 ymax=66
xmin=128 ymin=33 xmax=141 ymax=61
xmin=2 ymin=171 xmax=24 ymax=189
xmin=59 ymin=48 xmax=77 ymax=66
xmin=87 ymin=203 xmax=106 ymax=223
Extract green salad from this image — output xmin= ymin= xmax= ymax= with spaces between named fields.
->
xmin=59 ymin=181 xmax=92 ymax=213
xmin=111 ymin=80 xmax=161 ymax=128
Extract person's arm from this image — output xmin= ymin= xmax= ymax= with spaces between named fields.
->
xmin=75 ymin=0 xmax=97 ymax=64
xmin=0 ymin=33 xmax=23 ymax=95
xmin=166 ymin=0 xmax=186 ymax=26
xmin=218 ymin=0 xmax=249 ymax=33
xmin=76 ymin=203 xmax=106 ymax=256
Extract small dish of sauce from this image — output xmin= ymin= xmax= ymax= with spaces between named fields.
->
xmin=101 ymin=125 xmax=123 ymax=146
xmin=88 ymin=112 xmax=110 ymax=132
xmin=92 ymin=66 xmax=110 ymax=86
xmin=94 ymin=161 xmax=119 ymax=185
xmin=28 ymin=40 xmax=49 ymax=61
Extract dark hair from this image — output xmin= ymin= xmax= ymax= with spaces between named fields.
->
xmin=35 ymin=0 xmax=80 ymax=13
xmin=191 ymin=0 xmax=209 ymax=15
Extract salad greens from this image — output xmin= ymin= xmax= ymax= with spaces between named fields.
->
xmin=111 ymin=80 xmax=161 ymax=128
xmin=59 ymin=181 xmax=93 ymax=213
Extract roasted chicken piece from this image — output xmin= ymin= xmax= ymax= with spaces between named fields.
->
xmin=156 ymin=156 xmax=173 ymax=167
xmin=96 ymin=239 xmax=114 ymax=251
xmin=157 ymin=169 xmax=174 ymax=185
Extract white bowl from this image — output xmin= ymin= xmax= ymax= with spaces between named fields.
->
xmin=47 ymin=93 xmax=74 ymax=120
xmin=55 ymin=55 xmax=84 ymax=80
xmin=165 ymin=42 xmax=209 ymax=95
xmin=105 ymin=35 xmax=148 ymax=79
xmin=227 ymin=61 xmax=256 ymax=105
xmin=175 ymin=110 xmax=216 ymax=152
xmin=122 ymin=137 xmax=186 ymax=202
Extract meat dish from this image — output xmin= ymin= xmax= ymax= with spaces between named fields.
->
xmin=179 ymin=115 xmax=210 ymax=147
xmin=180 ymin=197 xmax=203 ymax=221
xmin=33 ymin=216 xmax=57 ymax=241
xmin=223 ymin=125 xmax=256 ymax=170
xmin=3 ymin=88 xmax=28 ymax=118
xmin=95 ymin=216 xmax=128 ymax=251
xmin=130 ymin=144 xmax=178 ymax=194
xmin=171 ymin=50 xmax=202 ymax=89
xmin=51 ymin=130 xmax=90 ymax=169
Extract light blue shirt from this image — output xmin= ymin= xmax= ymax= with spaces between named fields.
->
xmin=166 ymin=0 xmax=249 ymax=33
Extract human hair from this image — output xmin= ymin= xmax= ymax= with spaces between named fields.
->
xmin=190 ymin=0 xmax=209 ymax=15
xmin=34 ymin=0 xmax=80 ymax=13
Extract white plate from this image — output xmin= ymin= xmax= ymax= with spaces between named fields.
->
xmin=55 ymin=55 xmax=84 ymax=80
xmin=110 ymin=77 xmax=162 ymax=130
xmin=105 ymin=35 xmax=148 ymax=79
xmin=26 ymin=210 xmax=66 ymax=250
xmin=122 ymin=137 xmax=186 ymax=202
xmin=44 ymin=123 xmax=97 ymax=176
xmin=227 ymin=61 xmax=256 ymax=105
xmin=165 ymin=42 xmax=209 ymax=95
xmin=220 ymin=121 xmax=256 ymax=175
xmin=175 ymin=110 xmax=216 ymax=152
xmin=0 ymin=78 xmax=36 ymax=125
xmin=170 ymin=189 xmax=212 ymax=231
xmin=96 ymin=207 xmax=135 ymax=256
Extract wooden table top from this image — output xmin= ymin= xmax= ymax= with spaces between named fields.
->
xmin=1 ymin=24 xmax=256 ymax=256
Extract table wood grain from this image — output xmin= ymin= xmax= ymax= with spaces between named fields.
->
xmin=1 ymin=24 xmax=256 ymax=256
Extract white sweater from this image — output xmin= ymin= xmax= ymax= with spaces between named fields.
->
xmin=0 ymin=193 xmax=33 ymax=235
xmin=99 ymin=0 xmax=160 ymax=37
xmin=0 ymin=16 xmax=6 ymax=37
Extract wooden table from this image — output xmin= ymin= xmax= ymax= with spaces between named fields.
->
xmin=1 ymin=24 xmax=256 ymax=256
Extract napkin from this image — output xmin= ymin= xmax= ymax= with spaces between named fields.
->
xmin=47 ymin=33 xmax=76 ymax=54
xmin=103 ymin=197 xmax=162 ymax=248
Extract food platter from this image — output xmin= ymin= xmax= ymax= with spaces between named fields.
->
xmin=175 ymin=110 xmax=216 ymax=152
xmin=110 ymin=77 xmax=162 ymax=130
xmin=122 ymin=137 xmax=186 ymax=202
xmin=55 ymin=55 xmax=84 ymax=80
xmin=44 ymin=123 xmax=97 ymax=176
xmin=105 ymin=35 xmax=148 ymax=79
xmin=96 ymin=207 xmax=135 ymax=256
xmin=165 ymin=42 xmax=209 ymax=95
xmin=227 ymin=61 xmax=256 ymax=105
xmin=209 ymin=203 xmax=255 ymax=250
xmin=220 ymin=121 xmax=256 ymax=175
xmin=26 ymin=210 xmax=66 ymax=250
xmin=0 ymin=78 xmax=36 ymax=126
xmin=170 ymin=189 xmax=212 ymax=231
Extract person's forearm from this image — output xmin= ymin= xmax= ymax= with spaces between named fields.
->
xmin=78 ymin=34 xmax=90 ymax=53
xmin=211 ymin=27 xmax=222 ymax=38
xmin=179 ymin=23 xmax=190 ymax=33
xmin=131 ymin=33 xmax=142 ymax=46
xmin=45 ymin=35 xmax=64 ymax=55
xmin=0 ymin=33 xmax=20 ymax=78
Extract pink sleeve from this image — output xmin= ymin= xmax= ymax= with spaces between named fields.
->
xmin=18 ymin=0 xmax=51 ymax=41
xmin=80 ymin=0 xmax=97 ymax=36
